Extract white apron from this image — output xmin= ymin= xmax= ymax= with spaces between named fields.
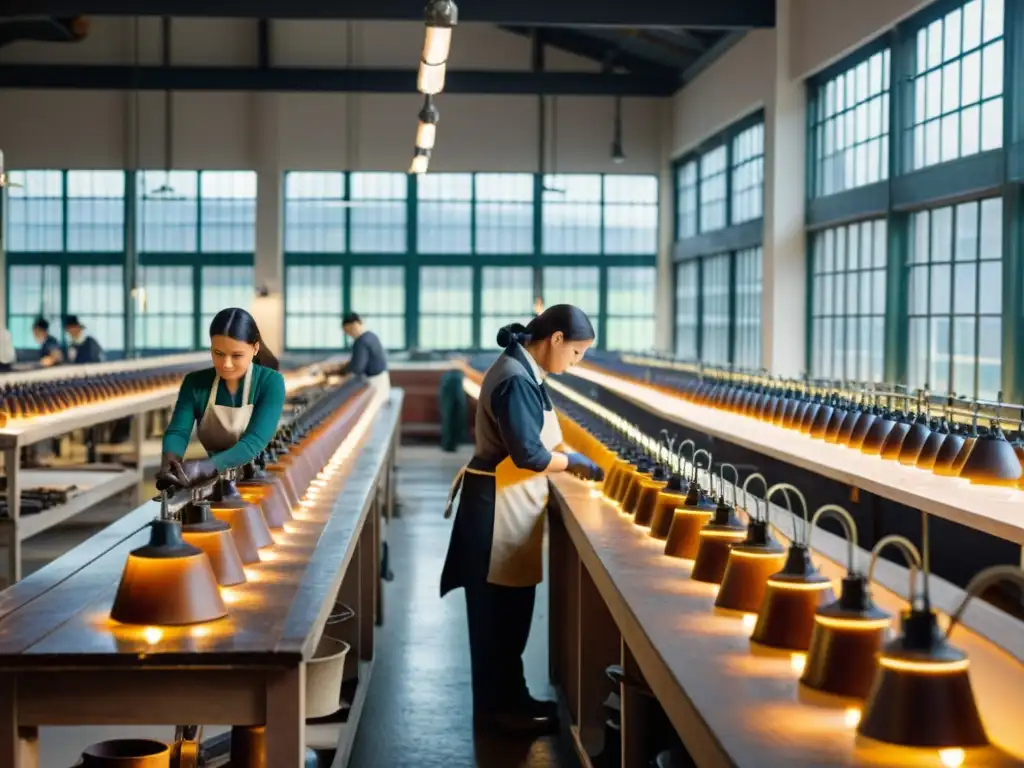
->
xmin=444 ymin=406 xmax=563 ymax=588
xmin=366 ymin=370 xmax=391 ymax=402
xmin=198 ymin=365 xmax=254 ymax=453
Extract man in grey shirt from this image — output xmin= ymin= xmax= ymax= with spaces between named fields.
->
xmin=340 ymin=312 xmax=388 ymax=380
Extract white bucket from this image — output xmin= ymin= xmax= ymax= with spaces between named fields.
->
xmin=305 ymin=625 xmax=352 ymax=718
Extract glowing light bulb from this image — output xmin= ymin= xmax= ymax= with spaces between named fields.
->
xmin=844 ymin=708 xmax=861 ymax=728
xmin=143 ymin=626 xmax=163 ymax=645
xmin=939 ymin=748 xmax=965 ymax=768
xmin=191 ymin=626 xmax=210 ymax=639
xmin=742 ymin=614 xmax=757 ymax=630
xmin=790 ymin=653 xmax=807 ymax=674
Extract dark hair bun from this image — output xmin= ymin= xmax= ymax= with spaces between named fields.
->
xmin=496 ymin=323 xmax=530 ymax=348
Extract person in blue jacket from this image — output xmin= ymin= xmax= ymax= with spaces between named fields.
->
xmin=440 ymin=304 xmax=603 ymax=734
xmin=62 ymin=315 xmax=104 ymax=364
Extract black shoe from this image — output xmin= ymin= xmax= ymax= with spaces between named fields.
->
xmin=474 ymin=707 xmax=559 ymax=736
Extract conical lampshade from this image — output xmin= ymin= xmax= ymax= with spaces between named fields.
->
xmin=663 ymin=485 xmax=716 ymax=558
xmin=860 ymin=410 xmax=895 ymax=454
xmin=835 ymin=402 xmax=865 ymax=446
xmin=715 ymin=519 xmax=786 ymax=614
xmin=898 ymin=413 xmax=933 ymax=466
xmin=959 ymin=425 xmax=1023 ymax=486
xmin=210 ymin=499 xmax=273 ymax=562
xmin=878 ymin=412 xmax=911 ymax=460
xmin=237 ymin=458 xmax=293 ymax=529
xmin=823 ymin=400 xmax=849 ymax=443
xmin=621 ymin=457 xmax=654 ymax=517
xmin=642 ymin=481 xmax=686 ymax=530
xmin=916 ymin=420 xmax=951 ymax=470
xmin=632 ymin=463 xmax=669 ymax=526
xmin=808 ymin=397 xmax=835 ymax=439
xmin=846 ymin=406 xmax=880 ymax=449
xmin=801 ymin=534 xmax=920 ymax=700
xmin=110 ymin=519 xmax=228 ymax=626
xmin=750 ymin=545 xmax=833 ymax=651
xmin=609 ymin=455 xmax=638 ymax=504
xmin=691 ymin=466 xmax=747 ymax=585
xmin=931 ymin=427 xmax=966 ymax=475
xmin=181 ymin=501 xmax=247 ymax=587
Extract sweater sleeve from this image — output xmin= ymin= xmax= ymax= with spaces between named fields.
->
xmin=208 ymin=369 xmax=287 ymax=471
xmin=490 ymin=375 xmax=553 ymax=472
xmin=162 ymin=374 xmax=200 ymax=458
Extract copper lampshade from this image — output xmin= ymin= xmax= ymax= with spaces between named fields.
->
xmin=181 ymin=501 xmax=247 ymax=587
xmin=958 ymin=424 xmax=1023 ymax=487
xmin=621 ymin=456 xmax=654 ymax=517
xmin=691 ymin=463 xmax=747 ymax=584
xmin=751 ymin=486 xmax=835 ymax=652
xmin=715 ymin=473 xmax=786 ymax=614
xmin=858 ymin=565 xmax=1024 ymax=749
xmin=645 ymin=439 xmax=694 ymax=532
xmin=661 ymin=448 xmax=715 ymax=552
xmin=898 ymin=412 xmax=933 ymax=465
xmin=632 ymin=463 xmax=669 ymax=526
xmin=801 ymin=534 xmax=919 ymax=701
xmin=210 ymin=499 xmax=273 ymax=562
xmin=110 ymin=519 xmax=227 ymax=626
xmin=608 ymin=454 xmax=638 ymax=504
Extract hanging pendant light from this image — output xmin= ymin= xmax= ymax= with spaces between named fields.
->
xmin=409 ymin=148 xmax=431 ymax=175
xmin=663 ymin=449 xmax=716 ymax=558
xmin=621 ymin=453 xmax=655 ymax=517
xmin=645 ymin=439 xmax=694 ymax=532
xmin=836 ymin=395 xmax=866 ymax=445
xmin=801 ymin=534 xmax=920 ymax=700
xmin=209 ymin=496 xmax=273 ymax=563
xmin=898 ymin=409 xmax=933 ymax=466
xmin=917 ymin=417 xmax=952 ymax=470
xmin=750 ymin=485 xmax=835 ymax=652
xmin=959 ymin=415 xmax=1023 ymax=487
xmin=415 ymin=95 xmax=440 ymax=151
xmin=860 ymin=404 xmax=896 ymax=455
xmin=879 ymin=403 xmax=913 ymax=460
xmin=632 ymin=431 xmax=674 ymax=526
xmin=611 ymin=95 xmax=626 ymax=163
xmin=180 ymin=497 xmax=247 ymax=587
xmin=691 ymin=464 xmax=747 ymax=585
xmin=847 ymin=399 xmax=881 ymax=449
xmin=808 ymin=394 xmax=836 ymax=439
xmin=418 ymin=0 xmax=458 ymax=95
xmin=110 ymin=499 xmax=227 ymax=627
xmin=857 ymin=565 xmax=1024 ymax=750
xmin=823 ymin=396 xmax=850 ymax=443
xmin=715 ymin=473 xmax=787 ymax=615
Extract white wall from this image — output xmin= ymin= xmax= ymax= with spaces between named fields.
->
xmin=0 ymin=17 xmax=666 ymax=174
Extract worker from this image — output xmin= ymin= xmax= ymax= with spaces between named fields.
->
xmin=439 ymin=304 xmax=604 ymax=734
xmin=0 ymin=324 xmax=15 ymax=373
xmin=32 ymin=318 xmax=63 ymax=367
xmin=340 ymin=311 xmax=389 ymax=399
xmin=62 ymin=315 xmax=104 ymax=364
xmin=157 ymin=307 xmax=285 ymax=490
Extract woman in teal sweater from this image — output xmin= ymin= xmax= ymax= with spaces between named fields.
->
xmin=158 ymin=308 xmax=286 ymax=490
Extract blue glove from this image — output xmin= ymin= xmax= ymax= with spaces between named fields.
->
xmin=565 ymin=452 xmax=604 ymax=482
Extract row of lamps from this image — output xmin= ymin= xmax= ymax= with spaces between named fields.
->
xmin=409 ymin=0 xmax=457 ymax=175
xmin=549 ymin=380 xmax=1022 ymax=767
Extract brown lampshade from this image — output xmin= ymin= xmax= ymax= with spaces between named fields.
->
xmin=932 ymin=429 xmax=968 ymax=476
xmin=715 ymin=520 xmax=786 ymax=614
xmin=632 ymin=465 xmax=669 ymax=525
xmin=846 ymin=408 xmax=879 ymax=449
xmin=897 ymin=413 xmax=933 ymax=465
xmin=210 ymin=499 xmax=273 ymax=562
xmin=958 ymin=426 xmax=1023 ymax=487
xmin=860 ymin=411 xmax=896 ymax=454
xmin=691 ymin=491 xmax=746 ymax=585
xmin=801 ymin=534 xmax=919 ymax=700
xmin=621 ymin=461 xmax=654 ymax=517
xmin=663 ymin=487 xmax=716 ymax=559
xmin=237 ymin=465 xmax=294 ymax=529
xmin=608 ymin=460 xmax=637 ymax=504
xmin=602 ymin=459 xmax=629 ymax=502
xmin=835 ymin=404 xmax=865 ymax=446
xmin=916 ymin=420 xmax=951 ymax=470
xmin=181 ymin=502 xmax=247 ymax=587
xmin=878 ymin=414 xmax=911 ymax=460
xmin=750 ymin=545 xmax=834 ymax=651
xmin=110 ymin=519 xmax=228 ymax=626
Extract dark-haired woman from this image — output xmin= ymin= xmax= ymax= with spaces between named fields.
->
xmin=440 ymin=304 xmax=604 ymax=734
xmin=157 ymin=308 xmax=285 ymax=489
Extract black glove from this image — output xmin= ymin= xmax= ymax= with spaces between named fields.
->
xmin=177 ymin=457 xmax=220 ymax=487
xmin=155 ymin=453 xmax=184 ymax=491
xmin=565 ymin=452 xmax=604 ymax=482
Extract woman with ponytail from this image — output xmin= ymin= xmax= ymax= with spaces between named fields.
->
xmin=440 ymin=304 xmax=602 ymax=734
xmin=157 ymin=307 xmax=286 ymax=490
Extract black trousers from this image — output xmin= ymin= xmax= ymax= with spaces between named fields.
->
xmin=464 ymin=576 xmax=536 ymax=714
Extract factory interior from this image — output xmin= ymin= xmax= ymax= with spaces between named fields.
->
xmin=0 ymin=0 xmax=1023 ymax=767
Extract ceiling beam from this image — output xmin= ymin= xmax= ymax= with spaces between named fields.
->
xmin=0 ymin=63 xmax=678 ymax=95
xmin=681 ymin=30 xmax=745 ymax=84
xmin=3 ymin=0 xmax=776 ymax=27
xmin=573 ymin=28 xmax=701 ymax=70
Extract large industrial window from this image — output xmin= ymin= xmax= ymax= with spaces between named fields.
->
xmin=542 ymin=174 xmax=603 ymax=254
xmin=541 ymin=267 xmax=600 ymax=321
xmin=6 ymin=171 xmax=64 ymax=252
xmin=907 ymin=199 xmax=1001 ymax=399
xmin=350 ymin=172 xmax=407 ymax=253
xmin=480 ymin=266 xmax=534 ymax=347
xmin=201 ymin=266 xmax=254 ymax=333
xmin=731 ymin=123 xmax=764 ymax=223
xmin=700 ymin=254 xmax=731 ymax=366
xmin=351 ymin=266 xmax=406 ymax=350
xmin=68 ymin=264 xmax=125 ymax=352
xmin=810 ymin=220 xmax=888 ymax=383
xmin=419 ymin=267 xmax=473 ymax=349
xmin=135 ymin=266 xmax=194 ymax=351
xmin=200 ymin=171 xmax=257 ymax=253
xmin=909 ymin=0 xmax=1004 ymax=171
xmin=284 ymin=172 xmax=346 ymax=253
xmin=699 ymin=145 xmax=728 ymax=232
xmin=603 ymin=175 xmax=658 ymax=254
xmin=674 ymin=261 xmax=698 ymax=359
xmin=676 ymin=161 xmax=698 ymax=239
xmin=6 ymin=265 xmax=61 ymax=349
xmin=417 ymin=173 xmax=473 ymax=254
xmin=137 ymin=171 xmax=200 ymax=252
xmin=66 ymin=171 xmax=125 ymax=252
xmin=734 ymin=247 xmax=763 ymax=369
xmin=284 ymin=265 xmax=344 ymax=350
xmin=811 ymin=48 xmax=890 ymax=196
xmin=606 ymin=267 xmax=656 ymax=351
xmin=474 ymin=173 xmax=533 ymax=254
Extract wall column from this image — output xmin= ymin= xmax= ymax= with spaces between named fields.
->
xmin=762 ymin=0 xmax=807 ymax=376
xmin=251 ymin=93 xmax=284 ymax=354
xmin=655 ymin=97 xmax=675 ymax=353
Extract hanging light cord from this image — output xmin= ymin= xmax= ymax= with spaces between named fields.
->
xmin=944 ymin=565 xmax=1024 ymax=641
xmin=766 ymin=482 xmax=807 ymax=545
xmin=691 ymin=448 xmax=712 ymax=487
xmin=718 ymin=462 xmax=739 ymax=506
xmin=807 ymin=504 xmax=860 ymax=574
xmin=868 ymin=535 xmax=924 ymax=610
xmin=741 ymin=471 xmax=769 ymax=523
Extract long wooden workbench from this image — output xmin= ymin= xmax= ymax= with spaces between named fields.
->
xmin=0 ymin=388 xmax=402 ymax=768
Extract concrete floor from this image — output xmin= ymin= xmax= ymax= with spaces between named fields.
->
xmin=19 ymin=447 xmax=576 ymax=768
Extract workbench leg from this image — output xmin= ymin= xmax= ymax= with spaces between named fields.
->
xmin=2 ymin=446 xmax=22 ymax=587
xmin=264 ymin=667 xmax=305 ymax=767
xmin=0 ymin=675 xmax=38 ymax=768
xmin=131 ymin=412 xmax=145 ymax=504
